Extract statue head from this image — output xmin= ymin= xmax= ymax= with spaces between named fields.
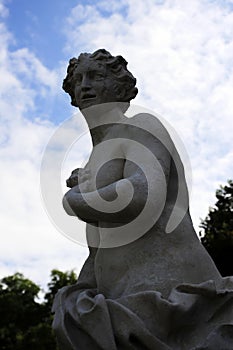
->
xmin=62 ymin=49 xmax=138 ymax=110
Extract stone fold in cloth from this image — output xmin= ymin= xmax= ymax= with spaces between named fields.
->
xmin=52 ymin=277 xmax=233 ymax=350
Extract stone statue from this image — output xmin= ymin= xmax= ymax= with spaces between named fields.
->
xmin=52 ymin=49 xmax=233 ymax=349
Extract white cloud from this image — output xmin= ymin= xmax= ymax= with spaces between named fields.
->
xmin=0 ymin=0 xmax=8 ymax=18
xmin=10 ymin=48 xmax=59 ymax=92
xmin=0 ymin=4 xmax=89 ymax=289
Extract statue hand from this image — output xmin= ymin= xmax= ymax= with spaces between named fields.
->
xmin=66 ymin=168 xmax=80 ymax=188
xmin=66 ymin=168 xmax=92 ymax=189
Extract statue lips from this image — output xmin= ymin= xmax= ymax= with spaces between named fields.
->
xmin=81 ymin=92 xmax=96 ymax=101
xmin=79 ymin=92 xmax=97 ymax=108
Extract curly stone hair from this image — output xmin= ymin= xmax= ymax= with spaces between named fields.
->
xmin=62 ymin=49 xmax=138 ymax=107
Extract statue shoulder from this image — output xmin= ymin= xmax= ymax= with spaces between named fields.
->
xmin=124 ymin=113 xmax=174 ymax=152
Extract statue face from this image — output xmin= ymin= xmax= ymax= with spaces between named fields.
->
xmin=74 ymin=60 xmax=119 ymax=110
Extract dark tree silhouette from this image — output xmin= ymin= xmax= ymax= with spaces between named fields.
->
xmin=0 ymin=269 xmax=77 ymax=350
xmin=44 ymin=269 xmax=77 ymax=311
xmin=200 ymin=180 xmax=233 ymax=276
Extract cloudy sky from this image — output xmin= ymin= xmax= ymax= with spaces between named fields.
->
xmin=1 ymin=0 xmax=233 ymax=291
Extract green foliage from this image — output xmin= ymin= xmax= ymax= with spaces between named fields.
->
xmin=0 ymin=269 xmax=77 ymax=350
xmin=18 ymin=323 xmax=57 ymax=350
xmin=44 ymin=269 xmax=77 ymax=310
xmin=0 ymin=273 xmax=43 ymax=350
xmin=200 ymin=179 xmax=233 ymax=276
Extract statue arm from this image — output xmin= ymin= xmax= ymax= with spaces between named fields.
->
xmin=63 ymin=174 xmax=144 ymax=223
xmin=63 ymin=138 xmax=171 ymax=223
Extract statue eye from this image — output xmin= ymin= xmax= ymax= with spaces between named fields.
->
xmin=94 ymin=72 xmax=105 ymax=80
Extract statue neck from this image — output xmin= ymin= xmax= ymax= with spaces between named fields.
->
xmin=90 ymin=125 xmax=113 ymax=146
xmin=80 ymin=103 xmax=127 ymax=146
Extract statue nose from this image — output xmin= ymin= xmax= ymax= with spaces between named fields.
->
xmin=81 ymin=76 xmax=92 ymax=91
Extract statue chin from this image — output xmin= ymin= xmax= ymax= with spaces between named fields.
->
xmin=80 ymin=101 xmax=130 ymax=117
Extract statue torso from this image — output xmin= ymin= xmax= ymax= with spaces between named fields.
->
xmin=83 ymin=119 xmax=221 ymax=299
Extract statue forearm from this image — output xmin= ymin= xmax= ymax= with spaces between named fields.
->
xmin=63 ymin=175 xmax=148 ymax=223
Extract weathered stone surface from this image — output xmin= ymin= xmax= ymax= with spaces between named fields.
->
xmin=52 ymin=49 xmax=233 ymax=349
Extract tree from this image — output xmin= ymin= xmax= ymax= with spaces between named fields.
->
xmin=44 ymin=269 xmax=77 ymax=311
xmin=0 ymin=269 xmax=77 ymax=350
xmin=0 ymin=273 xmax=43 ymax=349
xmin=200 ymin=179 xmax=233 ymax=276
